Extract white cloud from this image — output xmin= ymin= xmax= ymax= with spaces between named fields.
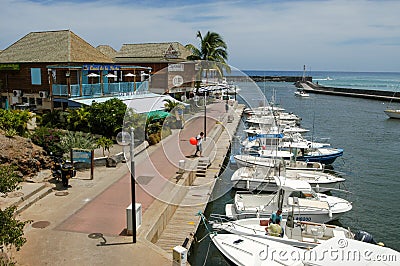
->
xmin=1 ymin=0 xmax=399 ymax=71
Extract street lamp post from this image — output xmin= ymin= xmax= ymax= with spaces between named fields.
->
xmin=204 ymin=90 xmax=207 ymax=140
xmin=117 ymin=128 xmax=136 ymax=243
xmin=129 ymin=127 xmax=136 ymax=243
xmin=226 ymin=86 xmax=229 ymax=112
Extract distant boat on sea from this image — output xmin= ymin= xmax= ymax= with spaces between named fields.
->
xmin=384 ymin=91 xmax=400 ymax=119
xmin=384 ymin=109 xmax=400 ymax=119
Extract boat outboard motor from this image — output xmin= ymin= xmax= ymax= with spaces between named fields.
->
xmin=354 ymin=230 xmax=377 ymax=244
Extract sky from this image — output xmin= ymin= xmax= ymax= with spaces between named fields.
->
xmin=1 ymin=0 xmax=400 ymax=72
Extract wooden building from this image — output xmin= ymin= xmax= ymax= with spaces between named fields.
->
xmin=0 ymin=30 xmax=195 ymax=111
xmin=114 ymin=42 xmax=196 ymax=94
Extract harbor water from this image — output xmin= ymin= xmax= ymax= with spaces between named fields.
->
xmin=189 ymin=75 xmax=400 ymax=265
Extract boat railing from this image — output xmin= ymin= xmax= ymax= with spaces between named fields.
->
xmin=209 ymin=213 xmax=235 ymax=223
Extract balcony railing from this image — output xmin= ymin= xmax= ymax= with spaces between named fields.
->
xmin=52 ymin=81 xmax=149 ymax=97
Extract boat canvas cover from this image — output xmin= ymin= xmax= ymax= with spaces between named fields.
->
xmin=274 ymin=176 xmax=312 ymax=191
xmin=247 ymin=133 xmax=284 ymax=140
xmin=288 ymin=197 xmax=329 ymax=210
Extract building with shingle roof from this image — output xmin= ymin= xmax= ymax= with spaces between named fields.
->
xmin=116 ymin=42 xmax=191 ymax=64
xmin=96 ymin=45 xmax=118 ymax=60
xmin=0 ymin=30 xmax=195 ymax=111
xmin=115 ymin=42 xmax=195 ymax=94
xmin=0 ymin=30 xmax=113 ymax=64
xmin=0 ymin=30 xmax=153 ymax=111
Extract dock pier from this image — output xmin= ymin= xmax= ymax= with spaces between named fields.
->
xmin=139 ymin=102 xmax=244 ymax=261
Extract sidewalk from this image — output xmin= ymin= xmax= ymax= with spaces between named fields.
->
xmin=11 ymin=101 xmax=233 ymax=265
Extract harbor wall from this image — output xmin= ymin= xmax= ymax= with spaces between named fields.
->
xmin=227 ymin=76 xmax=312 ymax=82
xmin=301 ymin=81 xmax=400 ymax=102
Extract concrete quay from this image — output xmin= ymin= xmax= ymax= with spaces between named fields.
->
xmin=7 ymin=100 xmax=244 ymax=266
xmin=301 ymin=81 xmax=400 ymax=102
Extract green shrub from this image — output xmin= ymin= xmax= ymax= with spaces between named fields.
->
xmin=30 ymin=127 xmax=64 ymax=156
xmin=148 ymin=134 xmax=159 ymax=145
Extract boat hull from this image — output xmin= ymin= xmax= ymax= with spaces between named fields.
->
xmin=234 ymin=154 xmax=324 ymax=171
xmin=225 ymin=203 xmax=347 ymax=223
xmin=232 ymin=179 xmax=340 ymax=193
xmin=297 ymin=148 xmax=343 ymax=164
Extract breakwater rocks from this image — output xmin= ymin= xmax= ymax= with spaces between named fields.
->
xmin=301 ymin=82 xmax=400 ymax=102
xmin=228 ymin=76 xmax=312 ymax=83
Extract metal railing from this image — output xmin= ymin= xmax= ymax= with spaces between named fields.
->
xmin=52 ymin=81 xmax=149 ymax=97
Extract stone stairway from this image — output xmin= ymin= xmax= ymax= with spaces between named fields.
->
xmin=0 ymin=182 xmax=54 ymax=216
xmin=195 ymin=157 xmax=210 ymax=178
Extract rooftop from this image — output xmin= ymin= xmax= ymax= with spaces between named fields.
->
xmin=0 ymin=30 xmax=113 ymax=64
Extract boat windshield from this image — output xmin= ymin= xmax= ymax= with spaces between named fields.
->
xmin=289 ymin=190 xmax=318 ymax=200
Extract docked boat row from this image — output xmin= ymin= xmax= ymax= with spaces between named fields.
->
xmin=231 ymin=165 xmax=345 ymax=193
xmin=205 ymin=103 xmax=399 ymax=265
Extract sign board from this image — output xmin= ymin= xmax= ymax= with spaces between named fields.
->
xmin=72 ymin=149 xmax=92 ymax=163
xmin=82 ymin=64 xmax=121 ymax=71
xmin=168 ymin=64 xmax=184 ymax=72
xmin=0 ymin=64 xmax=20 ymax=70
xmin=172 ymin=75 xmax=184 ymax=87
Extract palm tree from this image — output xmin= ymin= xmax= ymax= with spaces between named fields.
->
xmin=163 ymin=99 xmax=184 ymax=113
xmin=185 ymin=30 xmax=230 ymax=77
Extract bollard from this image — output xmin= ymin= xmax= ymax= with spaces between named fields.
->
xmin=178 ymin=159 xmax=185 ymax=174
xmin=172 ymin=246 xmax=187 ymax=266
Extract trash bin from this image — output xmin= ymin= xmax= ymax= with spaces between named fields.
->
xmin=61 ymin=162 xmax=75 ymax=188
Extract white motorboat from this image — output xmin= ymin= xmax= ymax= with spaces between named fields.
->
xmin=211 ymin=217 xmax=354 ymax=249
xmin=257 ymin=149 xmax=293 ymax=160
xmin=246 ymin=114 xmax=300 ymax=127
xmin=281 ymin=132 xmax=331 ymax=149
xmin=282 ymin=125 xmax=309 ymax=134
xmin=210 ymin=232 xmax=399 ymax=266
xmin=244 ymin=105 xmax=285 ymax=116
xmin=384 ymin=109 xmax=400 ymax=119
xmin=294 ymin=89 xmax=310 ymax=97
xmin=231 ymin=166 xmax=345 ymax=192
xmin=234 ymin=154 xmax=324 ymax=171
xmin=210 ymin=233 xmax=303 ymax=266
xmin=225 ymin=176 xmax=352 ymax=223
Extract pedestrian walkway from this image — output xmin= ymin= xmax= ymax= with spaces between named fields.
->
xmin=12 ymin=100 xmax=241 ymax=265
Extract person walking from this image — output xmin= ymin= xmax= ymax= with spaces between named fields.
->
xmin=194 ymin=132 xmax=204 ymax=157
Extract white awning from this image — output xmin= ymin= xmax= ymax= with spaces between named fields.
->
xmin=68 ymin=93 xmax=187 ymax=114
xmin=123 ymin=94 xmax=187 ymax=113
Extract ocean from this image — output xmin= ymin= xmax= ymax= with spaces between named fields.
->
xmin=188 ymin=71 xmax=400 ymax=265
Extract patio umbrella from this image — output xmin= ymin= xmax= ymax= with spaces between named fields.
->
xmin=104 ymin=73 xmax=117 ymax=78
xmin=87 ymin=73 xmax=100 ymax=78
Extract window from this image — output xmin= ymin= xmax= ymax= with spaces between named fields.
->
xmin=29 ymin=98 xmax=35 ymax=105
xmin=21 ymin=97 xmax=28 ymax=103
xmin=54 ymin=101 xmax=62 ymax=108
xmin=36 ymin=98 xmax=42 ymax=106
xmin=31 ymin=68 xmax=42 ymax=85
